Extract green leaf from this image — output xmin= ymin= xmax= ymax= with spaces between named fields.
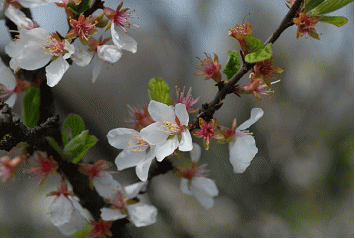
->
xmin=319 ymin=15 xmax=348 ymax=26
xmin=222 ymin=50 xmax=240 ymax=82
xmin=62 ymin=114 xmax=85 ymax=145
xmin=46 ymin=137 xmax=64 ymax=156
xmin=23 ymin=87 xmax=40 ymax=128
xmin=66 ymin=0 xmax=93 ymax=14
xmin=245 ymin=43 xmax=273 ymax=63
xmin=311 ymin=0 xmax=353 ymax=15
xmin=148 ymin=78 xmax=170 ymax=104
xmin=244 ymin=36 xmax=264 ymax=53
xmin=63 ymin=130 xmax=98 ymax=163
xmin=305 ymin=0 xmax=326 ymax=13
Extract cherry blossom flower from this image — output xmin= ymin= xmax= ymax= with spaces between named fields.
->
xmin=179 ymin=143 xmax=218 ymax=209
xmin=140 ymin=100 xmax=193 ymax=162
xmin=104 ymin=2 xmax=138 ymax=52
xmin=253 ymin=57 xmax=284 ymax=87
xmin=87 ymin=36 xmax=129 ymax=83
xmin=195 ymin=53 xmax=222 ymax=82
xmin=47 ymin=180 xmax=88 ymax=236
xmin=80 ymin=160 xmax=120 ymax=198
xmin=293 ymin=11 xmax=321 ymax=40
xmin=107 ymin=128 xmax=156 ymax=181
xmin=0 ymin=155 xmax=24 ymax=182
xmin=174 ymin=86 xmax=200 ymax=113
xmin=236 ymin=73 xmax=276 ymax=100
xmin=25 ymin=151 xmax=58 ymax=185
xmin=229 ymin=22 xmax=252 ymax=54
xmin=0 ymin=57 xmax=30 ymax=107
xmin=220 ymin=108 xmax=264 ymax=173
xmin=192 ymin=118 xmax=220 ymax=150
xmin=127 ymin=105 xmax=154 ymax=131
xmin=100 ymin=182 xmax=158 ymax=227
xmin=66 ymin=15 xmax=98 ymax=44
xmin=5 ymin=28 xmax=75 ymax=87
xmin=87 ymin=219 xmax=113 ymax=238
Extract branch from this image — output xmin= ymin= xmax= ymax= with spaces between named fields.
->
xmin=194 ymin=0 xmax=303 ymax=126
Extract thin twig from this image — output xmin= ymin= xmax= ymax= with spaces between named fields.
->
xmin=193 ymin=0 xmax=303 ymax=126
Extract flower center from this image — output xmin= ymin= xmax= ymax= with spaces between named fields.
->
xmin=43 ymin=34 xmax=65 ymax=56
xmin=161 ymin=121 xmax=181 ymax=135
xmin=112 ymin=191 xmax=127 ymax=210
xmin=128 ymin=134 xmax=149 ymax=152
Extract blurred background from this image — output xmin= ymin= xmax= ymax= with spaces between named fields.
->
xmin=0 ymin=0 xmax=353 ymax=237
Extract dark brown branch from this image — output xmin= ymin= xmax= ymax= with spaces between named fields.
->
xmin=194 ymin=0 xmax=303 ymax=126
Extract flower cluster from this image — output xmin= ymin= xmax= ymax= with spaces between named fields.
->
xmin=2 ymin=1 xmax=138 ymax=91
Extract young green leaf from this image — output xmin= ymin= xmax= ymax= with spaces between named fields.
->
xmin=244 ymin=36 xmax=264 ymax=53
xmin=305 ymin=0 xmax=326 ymax=13
xmin=62 ymin=114 xmax=85 ymax=145
xmin=222 ymin=50 xmax=240 ymax=82
xmin=23 ymin=87 xmax=40 ymax=128
xmin=319 ymin=16 xmax=348 ymax=27
xmin=245 ymin=43 xmax=273 ymax=63
xmin=311 ymin=0 xmax=353 ymax=15
xmin=46 ymin=137 xmax=64 ymax=157
xmin=63 ymin=130 xmax=98 ymax=164
xmin=66 ymin=0 xmax=93 ymax=14
xmin=148 ymin=78 xmax=170 ymax=104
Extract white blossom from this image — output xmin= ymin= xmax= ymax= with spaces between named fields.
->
xmin=140 ymin=100 xmax=193 ymax=162
xmin=107 ymin=128 xmax=156 ymax=181
xmin=5 ymin=28 xmax=75 ymax=87
xmin=180 ymin=143 xmax=218 ymax=209
xmin=229 ymin=108 xmax=264 ymax=173
xmin=100 ymin=181 xmax=158 ymax=227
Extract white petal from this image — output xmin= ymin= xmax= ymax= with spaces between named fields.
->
xmin=45 ymin=56 xmax=69 ymax=87
xmin=155 ymin=137 xmax=178 ymax=162
xmin=93 ymin=172 xmax=121 ymax=199
xmin=175 ymin=103 xmax=189 ymax=126
xmin=5 ymin=94 xmax=17 ymax=108
xmin=192 ymin=177 xmax=218 ymax=197
xmin=100 ymin=208 xmax=127 ymax=221
xmin=135 ymin=156 xmax=154 ymax=181
xmin=56 ymin=199 xmax=87 ymax=236
xmin=180 ymin=178 xmax=193 ymax=195
xmin=4 ymin=5 xmax=32 ymax=29
xmin=91 ymin=55 xmax=104 ymax=83
xmin=63 ymin=40 xmax=74 ymax=59
xmin=190 ymin=143 xmax=201 ymax=163
xmin=72 ymin=48 xmax=93 ymax=67
xmin=127 ymin=203 xmax=157 ymax=227
xmin=190 ymin=177 xmax=218 ymax=209
xmin=178 ymin=130 xmax=193 ymax=152
xmin=115 ymin=150 xmax=146 ymax=171
xmin=14 ymin=41 xmax=51 ymax=70
xmin=147 ymin=100 xmax=175 ymax=123
xmin=140 ymin=122 xmax=168 ymax=146
xmin=5 ymin=40 xmax=25 ymax=58
xmin=107 ymin=128 xmax=139 ymax=149
xmin=0 ymin=58 xmax=16 ymax=90
xmin=23 ymin=27 xmax=50 ymax=43
xmin=97 ymin=45 xmax=122 ymax=63
xmin=48 ymin=194 xmax=73 ymax=226
xmin=111 ymin=24 xmax=137 ymax=53
xmin=124 ymin=181 xmax=148 ymax=199
xmin=229 ymin=135 xmax=258 ymax=173
xmin=237 ymin=108 xmax=264 ymax=130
